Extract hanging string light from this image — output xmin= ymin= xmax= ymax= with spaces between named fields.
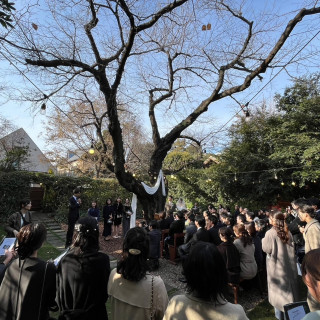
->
xmin=89 ymin=139 xmax=95 ymax=155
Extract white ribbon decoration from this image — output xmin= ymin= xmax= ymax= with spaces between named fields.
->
xmin=130 ymin=170 xmax=166 ymax=228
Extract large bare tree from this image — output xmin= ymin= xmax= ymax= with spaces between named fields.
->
xmin=3 ymin=0 xmax=320 ymax=217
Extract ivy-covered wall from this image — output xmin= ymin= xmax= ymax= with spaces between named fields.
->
xmin=0 ymin=171 xmax=131 ymax=222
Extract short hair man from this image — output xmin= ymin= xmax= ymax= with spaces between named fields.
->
xmin=65 ymin=188 xmax=82 ymax=247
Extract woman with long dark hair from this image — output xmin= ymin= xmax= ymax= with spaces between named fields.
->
xmin=0 ymin=223 xmax=56 ymax=320
xmin=233 ymin=224 xmax=257 ymax=280
xmin=164 ymin=241 xmax=248 ymax=320
xmin=103 ymin=198 xmax=115 ymax=241
xmin=57 ymin=216 xmax=110 ymax=319
xmin=262 ymin=211 xmax=299 ymax=320
xmin=108 ymin=227 xmax=168 ymax=320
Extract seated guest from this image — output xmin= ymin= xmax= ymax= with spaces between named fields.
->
xmin=233 ymin=224 xmax=257 ymax=281
xmin=108 ymin=227 xmax=168 ymax=320
xmin=218 ymin=227 xmax=241 ymax=284
xmin=164 ymin=211 xmax=185 ymax=258
xmin=158 ymin=211 xmax=171 ymax=230
xmin=0 ymin=223 xmax=56 ymax=320
xmin=245 ymin=222 xmax=263 ymax=269
xmin=148 ymin=220 xmax=161 ymax=270
xmin=184 ymin=213 xmax=197 ymax=244
xmin=178 ymin=215 xmax=210 ymax=258
xmin=221 ymin=212 xmax=234 ymax=228
xmin=164 ymin=242 xmax=249 ymax=320
xmin=245 ymin=211 xmax=255 ymax=223
xmin=203 ymin=210 xmax=211 ymax=229
xmin=236 ymin=214 xmax=246 ymax=225
xmin=207 ymin=215 xmax=222 ymax=246
xmin=57 ymin=216 xmax=110 ymax=319
xmin=254 ymin=219 xmax=267 ymax=240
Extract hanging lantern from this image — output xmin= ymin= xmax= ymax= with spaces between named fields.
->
xmin=207 ymin=23 xmax=211 ymax=30
xmin=40 ymin=103 xmax=46 ymax=115
xmin=281 ymin=181 xmax=285 ymax=186
xmin=89 ymin=139 xmax=95 ymax=155
xmin=202 ymin=25 xmax=206 ymax=31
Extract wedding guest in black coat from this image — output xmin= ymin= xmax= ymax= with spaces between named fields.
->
xmin=178 ymin=215 xmax=210 ymax=258
xmin=158 ymin=211 xmax=171 ymax=230
xmin=164 ymin=211 xmax=185 ymax=257
xmin=217 ymin=227 xmax=241 ymax=284
xmin=57 ymin=216 xmax=110 ymax=320
xmin=102 ymin=198 xmax=115 ymax=241
xmin=207 ymin=215 xmax=222 ymax=246
xmin=148 ymin=220 xmax=161 ymax=270
xmin=65 ymin=188 xmax=81 ymax=247
xmin=0 ymin=223 xmax=57 ymax=320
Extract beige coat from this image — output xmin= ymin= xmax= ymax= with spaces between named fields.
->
xmin=262 ymin=227 xmax=299 ymax=311
xmin=163 ymin=294 xmax=249 ymax=320
xmin=108 ymin=268 xmax=168 ymax=320
xmin=304 ymin=219 xmax=320 ymax=253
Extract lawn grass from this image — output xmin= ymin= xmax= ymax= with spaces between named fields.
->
xmin=248 ymin=298 xmax=276 ymax=320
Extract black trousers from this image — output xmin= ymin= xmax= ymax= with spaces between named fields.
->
xmin=65 ymin=213 xmax=79 ymax=246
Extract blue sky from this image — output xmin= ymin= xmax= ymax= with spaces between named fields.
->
xmin=0 ymin=0 xmax=319 ymax=153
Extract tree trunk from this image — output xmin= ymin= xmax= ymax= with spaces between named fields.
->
xmin=136 ymin=186 xmax=167 ymax=222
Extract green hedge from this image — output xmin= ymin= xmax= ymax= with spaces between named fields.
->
xmin=0 ymin=171 xmax=131 ymax=222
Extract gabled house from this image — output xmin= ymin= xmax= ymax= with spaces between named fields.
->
xmin=0 ymin=128 xmax=53 ymax=173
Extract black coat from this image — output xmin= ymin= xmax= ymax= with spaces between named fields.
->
xmin=208 ymin=225 xmax=222 ymax=246
xmin=217 ymin=242 xmax=241 ymax=284
xmin=57 ymin=249 xmax=110 ymax=320
xmin=0 ymin=257 xmax=56 ymax=320
xmin=149 ymin=229 xmax=161 ymax=259
xmin=103 ymin=204 xmax=115 ymax=220
xmin=169 ymin=219 xmax=185 ymax=237
xmin=158 ymin=218 xmax=171 ymax=230
xmin=68 ymin=196 xmax=80 ymax=221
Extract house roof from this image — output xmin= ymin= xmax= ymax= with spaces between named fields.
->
xmin=0 ymin=128 xmax=53 ymax=173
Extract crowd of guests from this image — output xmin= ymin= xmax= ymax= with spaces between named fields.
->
xmin=1 ymin=194 xmax=320 ymax=319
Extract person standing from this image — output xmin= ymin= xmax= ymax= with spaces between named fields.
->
xmin=5 ymin=199 xmax=32 ymax=237
xmin=262 ymin=212 xmax=299 ymax=320
xmin=57 ymin=217 xmax=110 ymax=319
xmin=87 ymin=200 xmax=100 ymax=223
xmin=103 ymin=198 xmax=115 ymax=241
xmin=108 ymin=227 xmax=168 ymax=320
xmin=123 ymin=198 xmax=133 ymax=237
xmin=65 ymin=188 xmax=81 ymax=248
xmin=113 ymin=198 xmax=123 ymax=238
xmin=0 ymin=223 xmax=57 ymax=320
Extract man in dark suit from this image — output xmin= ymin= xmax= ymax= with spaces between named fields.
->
xmin=184 ymin=213 xmax=197 ymax=244
xmin=178 ymin=215 xmax=210 ymax=258
xmin=207 ymin=215 xmax=222 ymax=246
xmin=65 ymin=188 xmax=81 ymax=247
